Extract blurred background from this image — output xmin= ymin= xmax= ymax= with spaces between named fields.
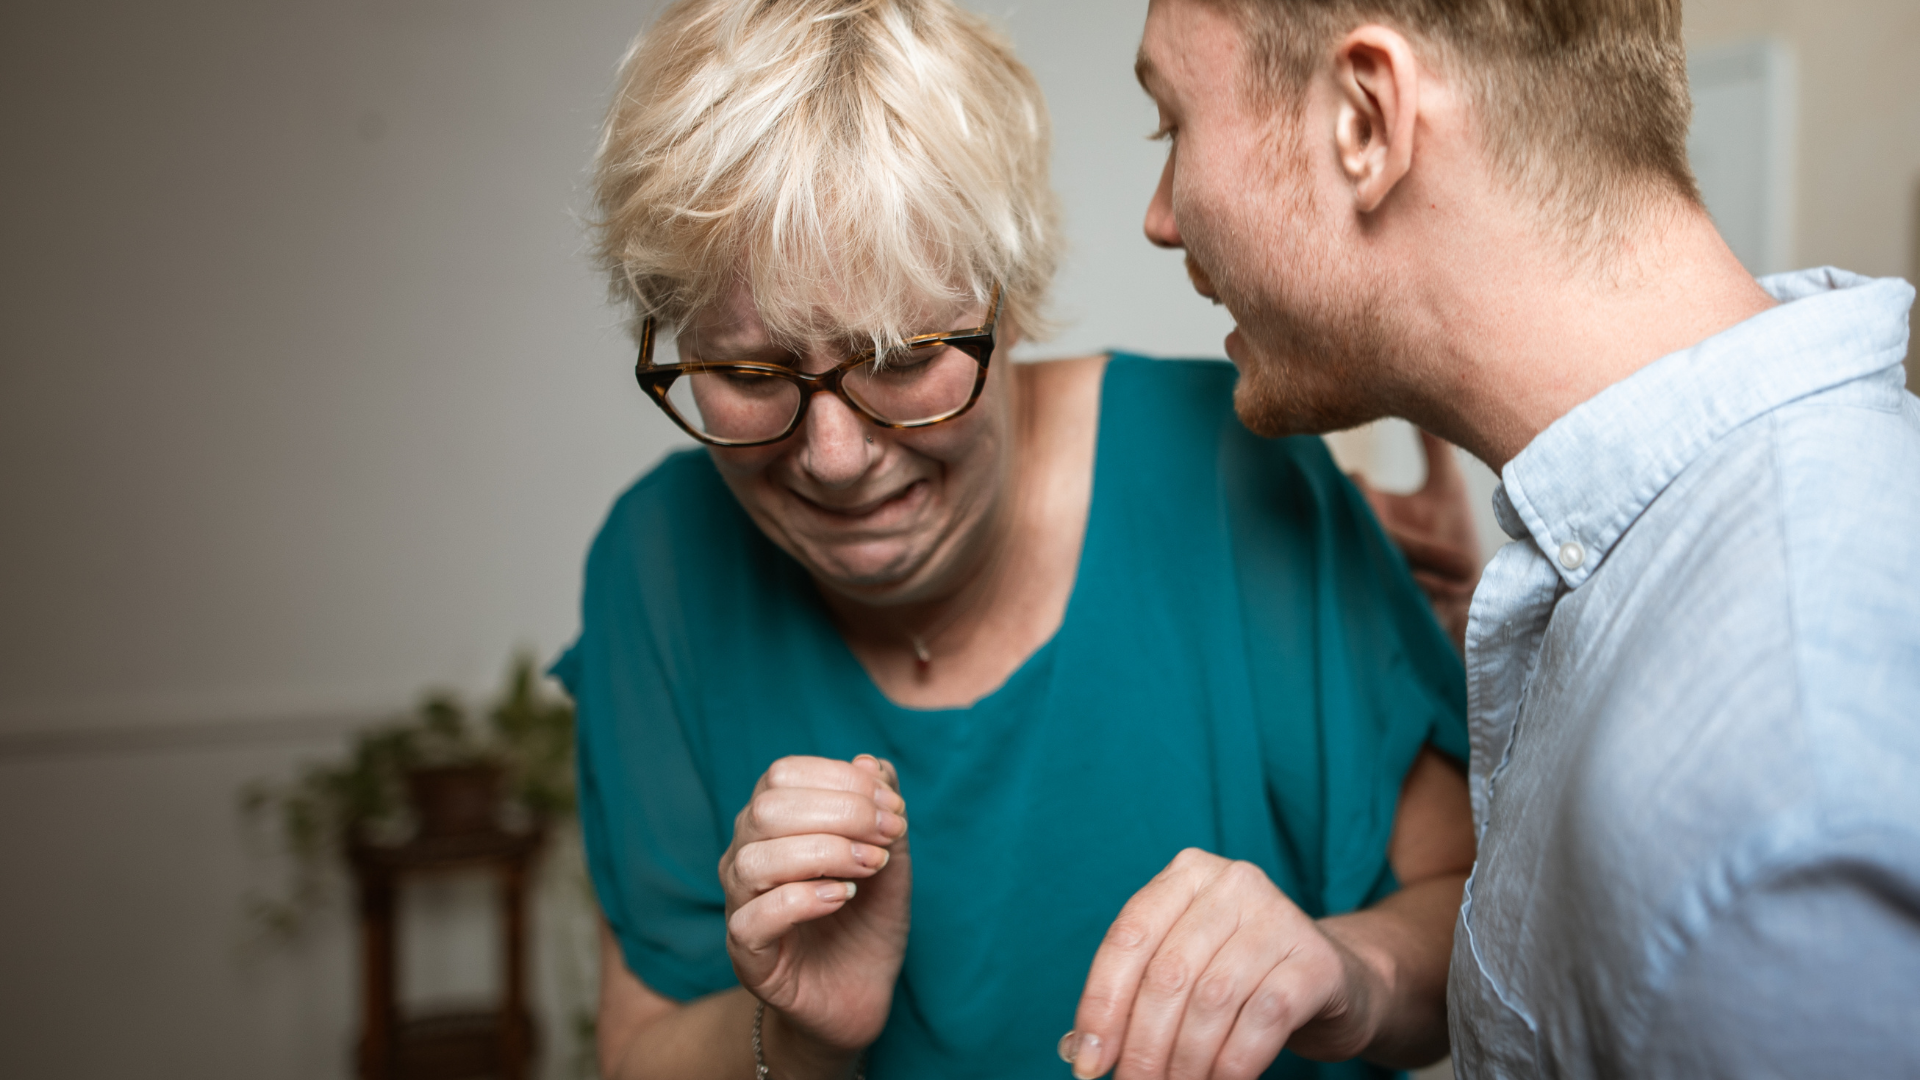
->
xmin=1 ymin=0 xmax=1913 ymax=1076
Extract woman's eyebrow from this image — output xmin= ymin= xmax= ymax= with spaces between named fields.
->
xmin=679 ymin=339 xmax=799 ymax=366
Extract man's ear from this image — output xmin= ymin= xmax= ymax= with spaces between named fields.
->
xmin=1333 ymin=26 xmax=1420 ymax=213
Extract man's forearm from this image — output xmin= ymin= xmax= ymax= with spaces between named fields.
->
xmin=1319 ymin=871 xmax=1468 ymax=1069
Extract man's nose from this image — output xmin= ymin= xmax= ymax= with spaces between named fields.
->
xmin=1144 ymin=152 xmax=1183 ymax=248
xmin=798 ymin=390 xmax=876 ymax=489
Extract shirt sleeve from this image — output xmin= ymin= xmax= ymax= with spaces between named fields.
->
xmin=1637 ymin=836 xmax=1920 ymax=1077
xmin=553 ymin=478 xmax=738 ymax=1002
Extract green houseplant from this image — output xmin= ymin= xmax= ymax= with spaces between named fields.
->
xmin=241 ymin=652 xmax=576 ymax=935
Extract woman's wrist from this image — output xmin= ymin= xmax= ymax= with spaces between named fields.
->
xmin=756 ymin=1001 xmax=864 ymax=1080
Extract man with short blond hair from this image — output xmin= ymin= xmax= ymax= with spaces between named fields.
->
xmin=1059 ymin=0 xmax=1920 ymax=1076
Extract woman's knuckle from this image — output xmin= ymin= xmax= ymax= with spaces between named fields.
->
xmin=1245 ymin=984 xmax=1295 ymax=1029
xmin=1193 ymin=968 xmax=1239 ymax=1012
xmin=1078 ymin=988 xmax=1123 ymax=1021
xmin=741 ymin=845 xmax=774 ymax=888
xmin=1103 ymin=915 xmax=1152 ymax=952
xmin=1143 ymin=955 xmax=1192 ymax=996
xmin=814 ymin=835 xmax=844 ymax=865
xmin=1213 ymin=1046 xmax=1266 ymax=1080
xmin=748 ymin=792 xmax=780 ymax=831
xmin=1222 ymin=860 xmax=1268 ymax=892
xmin=1119 ymin=1043 xmax=1165 ymax=1077
xmin=725 ymin=905 xmax=754 ymax=942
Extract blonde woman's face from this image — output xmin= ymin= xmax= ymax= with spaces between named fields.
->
xmin=680 ymin=282 xmax=1017 ymax=606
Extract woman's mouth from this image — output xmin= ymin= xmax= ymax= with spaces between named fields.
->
xmin=794 ymin=478 xmax=929 ymax=523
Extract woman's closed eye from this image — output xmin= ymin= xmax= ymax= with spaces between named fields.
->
xmin=871 ymin=343 xmax=947 ymax=377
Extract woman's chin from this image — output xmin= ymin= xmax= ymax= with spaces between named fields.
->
xmin=803 ymin=540 xmax=935 ymax=598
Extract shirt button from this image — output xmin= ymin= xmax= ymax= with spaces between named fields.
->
xmin=1558 ymin=541 xmax=1586 ymax=570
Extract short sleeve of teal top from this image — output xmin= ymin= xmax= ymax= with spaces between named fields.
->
xmin=554 ymin=356 xmax=1469 ymax=1080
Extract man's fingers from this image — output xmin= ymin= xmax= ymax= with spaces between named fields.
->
xmin=1411 ymin=569 xmax=1477 ymax=600
xmin=726 ymin=878 xmax=859 ymax=982
xmin=737 ymin=787 xmax=908 ymax=847
xmin=1066 ymin=849 xmax=1223 ymax=1079
xmin=1414 ymin=429 xmax=1464 ymax=494
xmin=1392 ymin=531 xmax=1480 ymax=581
xmin=729 ymin=833 xmax=893 ymax=896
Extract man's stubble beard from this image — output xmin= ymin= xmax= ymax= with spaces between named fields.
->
xmin=1183 ymin=125 xmax=1398 ymax=439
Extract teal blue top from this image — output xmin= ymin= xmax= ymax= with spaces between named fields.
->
xmin=556 ymin=356 xmax=1469 ymax=1080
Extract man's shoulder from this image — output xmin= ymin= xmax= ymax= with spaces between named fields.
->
xmin=1685 ymin=378 xmax=1920 ymax=714
xmin=1553 ymin=377 xmax=1920 ymax=878
xmin=1607 ymin=374 xmax=1920 ymax=676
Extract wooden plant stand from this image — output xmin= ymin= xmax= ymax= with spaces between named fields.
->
xmin=349 ymin=826 xmax=544 ymax=1080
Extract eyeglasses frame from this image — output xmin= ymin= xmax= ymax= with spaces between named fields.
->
xmin=633 ymin=284 xmax=1003 ymax=448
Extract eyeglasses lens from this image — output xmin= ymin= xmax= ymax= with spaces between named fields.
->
xmin=842 ymin=342 xmax=981 ymax=425
xmin=667 ymin=370 xmax=803 ymax=444
xmin=664 ymin=343 xmax=979 ymax=443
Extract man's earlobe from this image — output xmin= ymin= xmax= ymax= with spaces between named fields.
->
xmin=1334 ymin=27 xmax=1418 ymax=214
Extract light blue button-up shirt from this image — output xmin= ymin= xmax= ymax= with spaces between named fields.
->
xmin=1448 ymin=267 xmax=1920 ymax=1078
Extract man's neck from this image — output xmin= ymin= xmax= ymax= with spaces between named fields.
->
xmin=1394 ymin=197 xmax=1778 ymax=472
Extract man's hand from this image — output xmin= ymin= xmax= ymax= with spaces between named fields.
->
xmin=1352 ymin=429 xmax=1482 ymax=650
xmin=1058 ymin=849 xmax=1389 ymax=1080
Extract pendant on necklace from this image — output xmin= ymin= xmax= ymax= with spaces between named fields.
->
xmin=908 ymin=634 xmax=932 ymax=667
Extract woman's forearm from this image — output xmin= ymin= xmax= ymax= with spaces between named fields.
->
xmin=599 ymin=985 xmax=754 ymax=1080
xmin=601 ymin=985 xmax=861 ymax=1080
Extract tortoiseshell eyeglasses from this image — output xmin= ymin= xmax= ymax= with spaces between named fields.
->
xmin=634 ymin=284 xmax=1002 ymax=447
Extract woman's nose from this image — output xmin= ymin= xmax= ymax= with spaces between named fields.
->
xmin=1144 ymin=151 xmax=1183 ymax=249
xmin=798 ymin=391 xmax=876 ymax=489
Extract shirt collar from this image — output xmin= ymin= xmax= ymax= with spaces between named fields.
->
xmin=1494 ymin=267 xmax=1916 ymax=587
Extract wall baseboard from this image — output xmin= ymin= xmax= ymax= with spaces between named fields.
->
xmin=0 ymin=712 xmax=375 ymax=762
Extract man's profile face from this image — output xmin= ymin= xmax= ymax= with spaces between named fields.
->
xmin=1138 ymin=0 xmax=1392 ymax=437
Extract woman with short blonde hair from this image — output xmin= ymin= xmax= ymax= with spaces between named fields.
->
xmin=593 ymin=0 xmax=1059 ymax=354
xmin=558 ymin=1 xmax=1476 ymax=1077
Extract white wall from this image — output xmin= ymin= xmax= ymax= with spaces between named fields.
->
xmin=1685 ymin=0 xmax=1920 ymax=391
xmin=0 ymin=0 xmax=674 ymax=737
xmin=0 ymin=1 xmax=674 ymax=1075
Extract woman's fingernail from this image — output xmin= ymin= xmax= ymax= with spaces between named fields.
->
xmin=1057 ymin=1031 xmax=1079 ymax=1063
xmin=877 ymin=809 xmax=905 ymax=837
xmin=851 ymin=843 xmax=889 ymax=869
xmin=816 ymin=881 xmax=855 ymax=902
xmin=1071 ymin=1033 xmax=1103 ymax=1079
xmin=854 ymin=754 xmax=879 ymax=771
